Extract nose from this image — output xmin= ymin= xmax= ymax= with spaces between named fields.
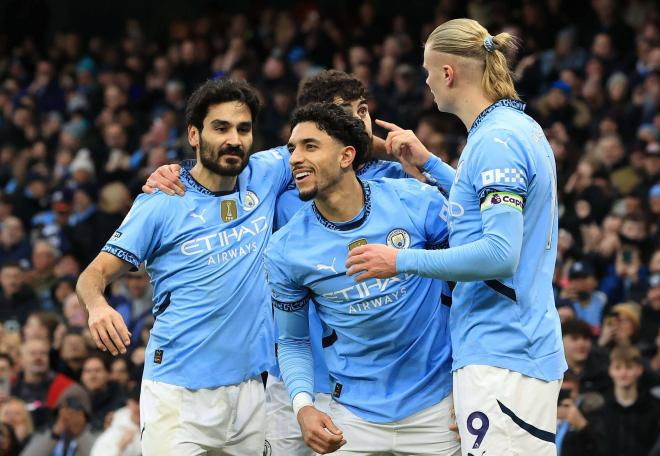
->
xmin=289 ymin=146 xmax=303 ymax=168
xmin=226 ymin=128 xmax=240 ymax=147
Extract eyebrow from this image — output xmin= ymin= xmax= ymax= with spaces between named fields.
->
xmin=209 ymin=119 xmax=252 ymax=129
xmin=288 ymin=137 xmax=321 ymax=149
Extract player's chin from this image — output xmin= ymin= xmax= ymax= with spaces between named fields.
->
xmin=297 ymin=185 xmax=318 ymax=202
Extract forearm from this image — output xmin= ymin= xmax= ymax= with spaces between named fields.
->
xmin=76 ymin=266 xmax=109 ymax=311
xmin=397 ymin=208 xmax=523 ymax=281
xmin=278 ymin=337 xmax=315 ymax=400
xmin=274 ymin=305 xmax=315 ymax=401
xmin=76 ymin=253 xmax=128 ymax=311
xmin=422 ymin=155 xmax=456 ymax=194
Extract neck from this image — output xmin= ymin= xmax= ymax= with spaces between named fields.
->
xmin=190 ymin=163 xmax=237 ymax=193
xmin=25 ymin=370 xmax=47 ymax=384
xmin=452 ymin=88 xmax=496 ymax=131
xmin=614 ymin=384 xmax=638 ymax=405
xmin=568 ymin=359 xmax=584 ymax=374
xmin=314 ymin=175 xmax=364 ymax=222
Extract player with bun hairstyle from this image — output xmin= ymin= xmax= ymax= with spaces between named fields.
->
xmin=348 ymin=18 xmax=566 ymax=456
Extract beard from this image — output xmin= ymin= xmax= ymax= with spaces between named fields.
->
xmin=198 ymin=136 xmax=249 ymax=176
xmin=298 ymin=184 xmax=318 ymax=202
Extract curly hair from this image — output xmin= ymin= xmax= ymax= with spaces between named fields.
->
xmin=185 ymin=78 xmax=261 ymax=131
xmin=296 ymin=70 xmax=367 ymax=107
xmin=290 ymin=102 xmax=370 ymax=170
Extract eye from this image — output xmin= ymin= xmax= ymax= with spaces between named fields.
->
xmin=306 ymin=144 xmax=317 ymax=151
xmin=358 ymin=106 xmax=368 ymax=117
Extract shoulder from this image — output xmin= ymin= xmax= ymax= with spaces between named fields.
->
xmin=368 ymin=177 xmax=444 ymax=202
xmin=250 ymin=145 xmax=290 ymax=166
xmin=266 ymin=209 xmax=311 ymax=261
xmin=359 ymin=160 xmax=405 ymax=178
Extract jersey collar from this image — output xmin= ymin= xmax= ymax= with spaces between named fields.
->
xmin=312 ymin=179 xmax=372 ymax=231
xmin=179 ymin=163 xmax=239 ymax=196
xmin=468 ymin=99 xmax=526 ymax=137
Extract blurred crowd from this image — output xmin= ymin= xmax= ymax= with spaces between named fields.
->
xmin=0 ymin=0 xmax=658 ymax=455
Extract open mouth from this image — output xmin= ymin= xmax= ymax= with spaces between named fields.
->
xmin=293 ymin=169 xmax=313 ymax=183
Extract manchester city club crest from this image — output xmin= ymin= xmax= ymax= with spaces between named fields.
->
xmin=386 ymin=229 xmax=411 ymax=249
xmin=244 ymin=190 xmax=259 ymax=211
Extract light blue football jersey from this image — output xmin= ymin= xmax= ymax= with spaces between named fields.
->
xmin=265 ymin=178 xmax=453 ymax=423
xmin=102 ymin=146 xmax=291 ymax=389
xmin=271 ymin=157 xmax=455 ymax=395
xmin=446 ymin=99 xmax=566 ymax=381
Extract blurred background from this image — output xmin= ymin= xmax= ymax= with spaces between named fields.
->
xmin=0 ymin=0 xmax=658 ymax=455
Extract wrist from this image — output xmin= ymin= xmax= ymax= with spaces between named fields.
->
xmin=292 ymin=392 xmax=314 ymax=418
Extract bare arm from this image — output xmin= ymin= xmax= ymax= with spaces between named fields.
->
xmin=76 ymin=252 xmax=133 ymax=355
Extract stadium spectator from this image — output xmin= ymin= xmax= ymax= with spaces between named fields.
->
xmin=600 ymin=344 xmax=660 ymax=456
xmin=0 ymin=218 xmax=31 ymax=268
xmin=0 ymin=1 xmax=656 ymax=452
xmin=0 ymin=264 xmax=37 ymax=327
xmin=20 ymin=384 xmax=95 ymax=456
xmin=80 ymin=355 xmax=125 ymax=433
xmin=0 ymin=397 xmax=34 ymax=451
xmin=55 ymin=331 xmax=89 ymax=383
xmin=559 ymin=260 xmax=608 ymax=335
xmin=556 ymin=370 xmax=605 ymax=456
xmin=11 ymin=338 xmax=74 ymax=429
xmin=562 ymin=319 xmax=611 ymax=394
xmin=89 ymin=387 xmax=140 ymax=456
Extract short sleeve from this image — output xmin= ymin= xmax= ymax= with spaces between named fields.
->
xmin=469 ymin=130 xmax=531 ymax=200
xmin=252 ymin=146 xmax=293 ymax=197
xmin=393 ymin=179 xmax=449 ymax=250
xmin=263 ymin=238 xmax=309 ymax=311
xmin=101 ymin=193 xmax=163 ymax=270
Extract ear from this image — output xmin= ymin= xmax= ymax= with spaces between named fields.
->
xmin=188 ymin=125 xmax=200 ymax=149
xmin=339 ymin=145 xmax=357 ymax=170
xmin=443 ymin=65 xmax=455 ymax=87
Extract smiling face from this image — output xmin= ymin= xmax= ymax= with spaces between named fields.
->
xmin=287 ymin=121 xmax=356 ymax=201
xmin=188 ymin=101 xmax=253 ymax=176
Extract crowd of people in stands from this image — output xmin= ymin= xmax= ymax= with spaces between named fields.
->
xmin=0 ymin=0 xmax=658 ymax=454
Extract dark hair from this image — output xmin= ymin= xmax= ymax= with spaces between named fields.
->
xmin=185 ymin=78 xmax=261 ymax=131
xmin=561 ymin=319 xmax=593 ymax=339
xmin=0 ymin=261 xmax=22 ymax=272
xmin=0 ymin=352 xmax=13 ymax=367
xmin=290 ymin=103 xmax=370 ymax=170
xmin=83 ymin=352 xmax=111 ymax=372
xmin=297 ymin=70 xmax=367 ymax=107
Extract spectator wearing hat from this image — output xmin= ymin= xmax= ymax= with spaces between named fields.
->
xmin=560 ymin=260 xmax=609 ymax=334
xmin=562 ymin=319 xmax=612 ymax=394
xmin=0 ymin=263 xmax=37 ymax=327
xmin=598 ymin=302 xmax=642 ymax=349
xmin=529 ymin=79 xmax=591 ymax=139
xmin=32 ymin=190 xmax=75 ymax=257
xmin=0 ymin=217 xmax=31 ymax=268
xmin=89 ymin=386 xmax=140 ymax=456
xmin=68 ymin=150 xmax=96 ymax=187
xmin=11 ymin=174 xmax=51 ymax=231
xmin=19 ymin=384 xmax=95 ymax=456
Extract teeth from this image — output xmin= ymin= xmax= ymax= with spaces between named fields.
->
xmin=295 ymin=171 xmax=311 ymax=180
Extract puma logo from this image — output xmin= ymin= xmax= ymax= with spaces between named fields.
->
xmin=493 ymin=137 xmax=510 ymax=149
xmin=316 ymin=258 xmax=337 ymax=274
xmin=190 ymin=208 xmax=207 ymax=223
